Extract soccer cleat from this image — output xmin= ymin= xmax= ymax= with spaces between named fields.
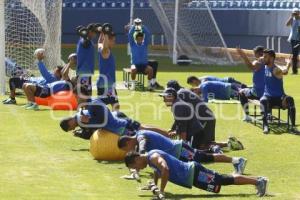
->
xmin=242 ymin=115 xmax=252 ymax=122
xmin=233 ymin=157 xmax=247 ymax=175
xmin=256 ymin=177 xmax=268 ymax=197
xmin=291 ymin=127 xmax=300 ymax=135
xmin=25 ymin=104 xmax=39 ymax=111
xmin=3 ymin=98 xmax=16 ymax=105
xmin=209 ymin=145 xmax=223 ymax=154
xmin=140 ymin=180 xmax=155 ymax=191
xmin=263 ymin=125 xmax=269 ymax=134
xmin=228 ymin=136 xmax=244 ymax=150
xmin=22 ymin=102 xmax=33 ymax=108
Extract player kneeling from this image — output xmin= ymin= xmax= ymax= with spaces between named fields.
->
xmin=125 ymin=150 xmax=268 ymax=200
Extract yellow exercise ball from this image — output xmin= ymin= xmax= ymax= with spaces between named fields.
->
xmin=90 ymin=129 xmax=126 ymax=161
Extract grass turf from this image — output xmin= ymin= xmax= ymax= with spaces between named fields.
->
xmin=0 ymin=46 xmax=300 ymax=199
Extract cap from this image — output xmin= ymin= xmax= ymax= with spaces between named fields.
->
xmin=159 ymin=88 xmax=177 ymax=97
xmin=167 ymin=80 xmax=182 ymax=92
xmin=134 ymin=18 xmax=142 ymax=24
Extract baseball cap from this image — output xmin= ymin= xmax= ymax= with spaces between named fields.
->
xmin=159 ymin=88 xmax=177 ymax=97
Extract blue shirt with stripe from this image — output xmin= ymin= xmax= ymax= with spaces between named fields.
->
xmin=147 ymin=150 xmax=195 ymax=189
xmin=264 ymin=66 xmax=284 ymax=97
xmin=76 ymin=38 xmax=95 ymax=75
xmin=136 ymin=130 xmax=182 ymax=158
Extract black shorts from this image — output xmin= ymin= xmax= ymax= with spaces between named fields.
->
xmin=76 ymin=76 xmax=92 ymax=96
xmin=97 ymin=87 xmax=119 ymax=105
xmin=34 ymin=85 xmax=51 ymax=98
xmin=193 ymin=163 xmax=234 ymax=193
xmin=9 ymin=77 xmax=28 ymax=90
xmin=135 ymin=64 xmax=148 ymax=74
xmin=191 ymin=119 xmax=215 ymax=148
xmin=179 ymin=142 xmax=214 ymax=163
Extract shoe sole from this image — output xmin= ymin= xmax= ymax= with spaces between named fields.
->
xmin=240 ymin=159 xmax=247 ymax=174
xmin=258 ymin=179 xmax=268 ymax=197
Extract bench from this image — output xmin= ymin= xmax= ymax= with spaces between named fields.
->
xmin=248 ymin=99 xmax=291 ymax=131
xmin=122 ymin=68 xmax=145 ymax=91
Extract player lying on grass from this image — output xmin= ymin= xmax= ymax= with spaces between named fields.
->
xmin=237 ymin=46 xmax=266 ymax=122
xmin=160 ymin=85 xmax=244 ymax=151
xmin=59 ymin=98 xmax=169 ymax=139
xmin=3 ymin=49 xmax=63 ymax=105
xmin=187 ymin=75 xmax=246 ymax=88
xmin=191 ymin=81 xmax=241 ymax=102
xmin=118 ymin=130 xmax=247 ymax=175
xmin=125 ymin=150 xmax=268 ymax=200
xmin=260 ymin=49 xmax=299 ymax=134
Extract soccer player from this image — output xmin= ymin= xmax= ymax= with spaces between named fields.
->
xmin=260 ymin=49 xmax=299 ymax=134
xmin=125 ymin=150 xmax=268 ymax=199
xmin=3 ymin=49 xmax=63 ymax=104
xmin=97 ymin=28 xmax=119 ymax=111
xmin=187 ymin=75 xmax=245 ymax=88
xmin=237 ymin=46 xmax=265 ymax=122
xmin=22 ymin=80 xmax=71 ymax=110
xmin=192 ymin=81 xmax=240 ymax=102
xmin=59 ymin=99 xmax=169 ymax=138
xmin=160 ymin=86 xmax=244 ymax=151
xmin=128 ymin=20 xmax=154 ymax=90
xmin=76 ymin=23 xmax=97 ymax=103
xmin=118 ymin=130 xmax=247 ymax=175
xmin=286 ymin=8 xmax=300 ymax=74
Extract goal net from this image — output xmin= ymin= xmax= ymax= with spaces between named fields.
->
xmin=3 ymin=0 xmax=63 ymax=80
xmin=131 ymin=0 xmax=234 ymax=65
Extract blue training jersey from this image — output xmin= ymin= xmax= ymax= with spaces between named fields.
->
xmin=78 ymin=99 xmax=128 ymax=135
xmin=136 ymin=130 xmax=182 ymax=158
xmin=129 ymin=25 xmax=150 ymax=65
xmin=252 ymin=63 xmax=265 ymax=98
xmin=200 ymin=81 xmax=231 ymax=102
xmin=97 ymin=50 xmax=116 ymax=89
xmin=76 ymin=38 xmax=95 ymax=75
xmin=264 ymin=66 xmax=284 ymax=97
xmin=200 ymin=76 xmax=228 ymax=83
xmin=47 ymin=81 xmax=70 ymax=94
xmin=147 ymin=150 xmax=195 ymax=189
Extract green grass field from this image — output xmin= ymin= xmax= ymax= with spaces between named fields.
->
xmin=1 ymin=46 xmax=300 ymax=200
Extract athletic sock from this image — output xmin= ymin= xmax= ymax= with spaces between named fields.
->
xmin=232 ymin=157 xmax=239 ymax=164
xmin=150 ymin=79 xmax=156 ymax=85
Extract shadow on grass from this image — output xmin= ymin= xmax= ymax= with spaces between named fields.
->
xmin=251 ymin=121 xmax=295 ymax=135
xmin=71 ymin=148 xmax=89 ymax=152
xmin=139 ymin=193 xmax=263 ymax=199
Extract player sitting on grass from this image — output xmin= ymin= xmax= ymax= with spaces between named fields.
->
xmin=237 ymin=46 xmax=266 ymax=122
xmin=160 ymin=85 xmax=244 ymax=151
xmin=187 ymin=75 xmax=246 ymax=88
xmin=97 ymin=26 xmax=119 ymax=111
xmin=191 ymin=81 xmax=240 ymax=102
xmin=260 ymin=49 xmax=299 ymax=134
xmin=125 ymin=150 xmax=268 ymax=200
xmin=118 ymin=130 xmax=247 ymax=175
xmin=59 ymin=98 xmax=169 ymax=139
xmin=3 ymin=49 xmax=62 ymax=105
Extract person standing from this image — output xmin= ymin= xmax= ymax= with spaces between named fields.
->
xmin=286 ymin=8 xmax=300 ymax=74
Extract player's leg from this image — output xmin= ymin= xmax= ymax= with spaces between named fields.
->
xmin=22 ymin=84 xmax=39 ymax=110
xmin=111 ymin=88 xmax=120 ymax=111
xmin=3 ymin=77 xmax=25 ymax=104
xmin=239 ymin=88 xmax=252 ymax=121
xmin=130 ymin=65 xmax=137 ymax=81
xmin=291 ymin=40 xmax=299 ymax=74
xmin=282 ymin=95 xmax=299 ymax=133
xmin=148 ymin=60 xmax=163 ymax=89
xmin=260 ymin=95 xmax=270 ymax=133
xmin=144 ymin=65 xmax=154 ymax=90
xmin=193 ymin=163 xmax=268 ymax=196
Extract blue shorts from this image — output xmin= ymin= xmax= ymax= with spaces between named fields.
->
xmin=193 ymin=163 xmax=234 ymax=193
xmin=179 ymin=142 xmax=214 ymax=163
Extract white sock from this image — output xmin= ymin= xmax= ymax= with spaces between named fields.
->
xmin=232 ymin=157 xmax=240 ymax=164
xmin=151 ymin=79 xmax=156 ymax=85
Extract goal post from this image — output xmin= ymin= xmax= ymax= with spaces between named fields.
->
xmin=0 ymin=1 xmax=5 ymax=95
xmin=130 ymin=0 xmax=235 ymax=65
xmin=2 ymin=0 xmax=63 ymax=94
